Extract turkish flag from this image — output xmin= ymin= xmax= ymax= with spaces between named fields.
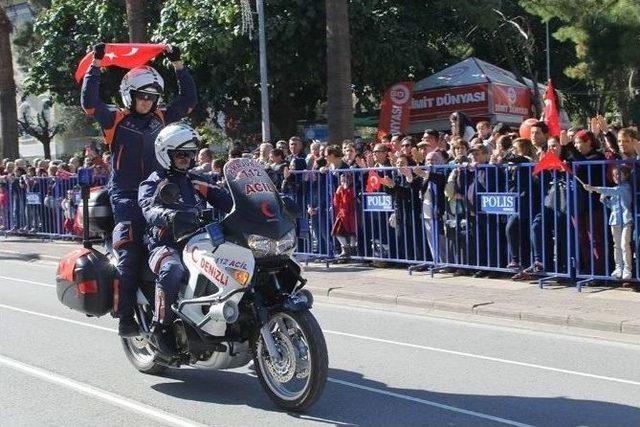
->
xmin=533 ymin=151 xmax=572 ymax=175
xmin=75 ymin=43 xmax=167 ymax=82
xmin=365 ymin=170 xmax=382 ymax=192
xmin=543 ymin=79 xmax=562 ymax=137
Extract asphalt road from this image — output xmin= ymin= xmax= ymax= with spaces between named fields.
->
xmin=1 ymin=256 xmax=639 ymax=427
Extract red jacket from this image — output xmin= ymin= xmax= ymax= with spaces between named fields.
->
xmin=332 ymin=186 xmax=356 ymax=236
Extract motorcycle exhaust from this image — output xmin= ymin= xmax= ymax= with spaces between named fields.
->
xmin=208 ymin=300 xmax=239 ymax=324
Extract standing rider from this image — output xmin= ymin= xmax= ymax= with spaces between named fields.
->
xmin=81 ymin=42 xmax=197 ymax=336
xmin=138 ymin=124 xmax=233 ymax=356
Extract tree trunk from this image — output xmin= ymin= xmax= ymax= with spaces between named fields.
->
xmin=125 ymin=0 xmax=146 ymax=43
xmin=0 ymin=6 xmax=19 ymax=160
xmin=325 ymin=0 xmax=353 ymax=145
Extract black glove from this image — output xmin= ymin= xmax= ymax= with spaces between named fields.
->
xmin=165 ymin=45 xmax=181 ymax=62
xmin=165 ymin=210 xmax=199 ymax=241
xmin=93 ymin=43 xmax=106 ymax=60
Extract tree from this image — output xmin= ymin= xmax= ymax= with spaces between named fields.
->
xmin=19 ymin=0 xmax=588 ymax=139
xmin=520 ymin=0 xmax=640 ymax=124
xmin=0 ymin=5 xmax=19 ymax=159
xmin=325 ymin=0 xmax=353 ymax=144
xmin=17 ymin=98 xmax=63 ymax=159
xmin=125 ymin=0 xmax=146 ymax=42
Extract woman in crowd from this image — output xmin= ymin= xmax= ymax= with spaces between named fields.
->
xmin=561 ymin=130 xmax=606 ymax=275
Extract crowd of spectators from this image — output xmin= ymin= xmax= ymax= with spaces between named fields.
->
xmin=0 ymin=149 xmax=109 ymax=233
xmin=2 ymin=111 xmax=640 ymax=284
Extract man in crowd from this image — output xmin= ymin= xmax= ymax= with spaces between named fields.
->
xmin=476 ymin=121 xmax=492 ymax=146
xmin=257 ymin=142 xmax=273 ymax=166
xmin=193 ymin=148 xmax=213 ymax=173
xmin=530 ymin=121 xmax=549 ymax=160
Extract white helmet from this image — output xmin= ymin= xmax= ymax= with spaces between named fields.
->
xmin=155 ymin=123 xmax=200 ymax=171
xmin=119 ymin=66 xmax=165 ymax=110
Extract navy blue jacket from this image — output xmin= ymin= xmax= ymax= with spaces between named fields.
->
xmin=81 ymin=65 xmax=197 ymax=196
xmin=138 ymin=170 xmax=233 ymax=248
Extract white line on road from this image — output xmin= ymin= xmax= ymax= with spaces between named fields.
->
xmin=0 ymin=303 xmax=533 ymax=427
xmin=324 ymin=329 xmax=640 ymax=387
xmin=328 ymin=378 xmax=534 ymax=427
xmin=3 ymin=277 xmax=640 ymax=389
xmin=0 ymin=275 xmax=55 ymax=288
xmin=0 ymin=355 xmax=208 ymax=427
xmin=0 ymin=304 xmax=116 ymax=333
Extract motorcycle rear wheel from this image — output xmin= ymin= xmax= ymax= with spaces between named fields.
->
xmin=121 ymin=305 xmax=167 ymax=375
xmin=252 ymin=310 xmax=328 ymax=411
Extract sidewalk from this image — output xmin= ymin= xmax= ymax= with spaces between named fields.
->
xmin=2 ymin=236 xmax=640 ymax=336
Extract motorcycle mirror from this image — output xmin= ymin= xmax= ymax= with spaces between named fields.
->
xmin=159 ymin=182 xmax=180 ymax=205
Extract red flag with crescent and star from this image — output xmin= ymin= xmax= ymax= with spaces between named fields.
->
xmin=533 ymin=151 xmax=572 ymax=175
xmin=365 ymin=170 xmax=382 ymax=192
xmin=543 ymin=79 xmax=562 ymax=138
xmin=75 ymin=43 xmax=167 ymax=82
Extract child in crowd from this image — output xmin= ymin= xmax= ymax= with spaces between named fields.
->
xmin=331 ymin=173 xmax=357 ymax=259
xmin=584 ymin=166 xmax=633 ymax=280
xmin=61 ymin=189 xmax=77 ymax=235
xmin=0 ymin=184 xmax=7 ymax=230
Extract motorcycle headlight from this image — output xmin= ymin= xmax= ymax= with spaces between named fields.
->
xmin=246 ymin=229 xmax=296 ymax=257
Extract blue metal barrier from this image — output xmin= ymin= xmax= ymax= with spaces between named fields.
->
xmin=1 ymin=174 xmax=108 ymax=239
xmin=4 ymin=160 xmax=638 ymax=290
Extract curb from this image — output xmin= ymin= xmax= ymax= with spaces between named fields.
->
xmin=2 ymin=249 xmax=638 ymax=336
xmin=307 ymin=285 xmax=640 ymax=336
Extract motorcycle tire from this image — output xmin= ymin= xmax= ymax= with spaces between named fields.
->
xmin=252 ymin=309 xmax=328 ymax=412
xmin=121 ymin=336 xmax=167 ymax=375
xmin=120 ymin=305 xmax=167 ymax=375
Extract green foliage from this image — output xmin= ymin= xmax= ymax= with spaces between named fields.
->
xmin=521 ymin=0 xmax=640 ymax=123
xmin=21 ymin=0 xmax=627 ymax=136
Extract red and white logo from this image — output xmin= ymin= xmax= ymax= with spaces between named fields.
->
xmin=507 ymin=87 xmax=517 ymax=105
xmin=390 ymin=84 xmax=411 ymax=105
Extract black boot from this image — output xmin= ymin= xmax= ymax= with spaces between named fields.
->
xmin=151 ymin=324 xmax=178 ymax=358
xmin=118 ymin=315 xmax=139 ymax=337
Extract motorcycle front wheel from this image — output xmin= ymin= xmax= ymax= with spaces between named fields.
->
xmin=252 ymin=310 xmax=328 ymax=411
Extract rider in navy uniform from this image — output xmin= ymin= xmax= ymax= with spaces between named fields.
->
xmin=138 ymin=124 xmax=232 ymax=356
xmin=81 ymin=43 xmax=197 ymax=336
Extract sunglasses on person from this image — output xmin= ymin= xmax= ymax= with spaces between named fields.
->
xmin=134 ymin=91 xmax=160 ymax=102
xmin=172 ymin=150 xmax=195 ymax=159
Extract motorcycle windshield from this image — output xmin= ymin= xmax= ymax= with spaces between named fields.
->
xmin=222 ymin=158 xmax=294 ymax=239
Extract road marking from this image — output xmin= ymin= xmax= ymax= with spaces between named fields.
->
xmin=324 ymin=329 xmax=640 ymax=387
xmin=2 ymin=277 xmax=640 ymax=388
xmin=0 ymin=304 xmax=117 ymax=333
xmin=0 ymin=276 xmax=55 ymax=288
xmin=0 ymin=304 xmax=533 ymax=426
xmin=328 ymin=378 xmax=534 ymax=427
xmin=0 ymin=355 xmax=208 ymax=427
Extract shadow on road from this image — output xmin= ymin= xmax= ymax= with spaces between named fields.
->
xmin=151 ymin=367 xmax=640 ymax=426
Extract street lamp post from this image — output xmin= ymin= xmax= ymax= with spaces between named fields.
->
xmin=256 ymin=0 xmax=270 ymax=142
xmin=546 ymin=20 xmax=551 ymax=82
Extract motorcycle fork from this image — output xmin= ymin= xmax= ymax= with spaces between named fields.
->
xmin=251 ymin=289 xmax=283 ymax=363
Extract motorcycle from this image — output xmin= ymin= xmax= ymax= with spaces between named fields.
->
xmin=57 ymin=159 xmax=328 ymax=411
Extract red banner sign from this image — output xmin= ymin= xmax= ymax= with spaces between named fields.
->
xmin=377 ymin=82 xmax=414 ymax=141
xmin=410 ymin=84 xmax=488 ymax=121
xmin=492 ymin=84 xmax=532 ymax=118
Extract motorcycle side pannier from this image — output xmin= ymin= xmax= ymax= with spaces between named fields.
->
xmin=56 ymin=248 xmax=115 ymax=317
xmin=76 ymin=186 xmax=114 ymax=237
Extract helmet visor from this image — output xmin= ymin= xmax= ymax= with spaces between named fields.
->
xmin=171 ymin=150 xmax=197 ymax=160
xmin=133 ymin=91 xmax=160 ymax=102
